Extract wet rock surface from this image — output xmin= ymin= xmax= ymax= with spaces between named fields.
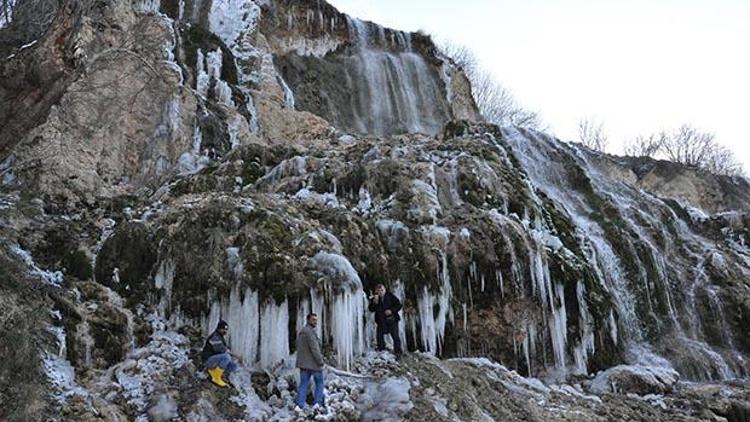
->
xmin=0 ymin=0 xmax=749 ymax=420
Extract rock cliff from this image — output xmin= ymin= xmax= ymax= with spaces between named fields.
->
xmin=1 ymin=0 xmax=748 ymax=420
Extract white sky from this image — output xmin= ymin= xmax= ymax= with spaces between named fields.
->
xmin=327 ymin=0 xmax=750 ymax=173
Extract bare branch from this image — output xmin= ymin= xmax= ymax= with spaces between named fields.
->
xmin=577 ymin=117 xmax=608 ymax=152
xmin=625 ymin=124 xmax=745 ymax=177
xmin=439 ymin=41 xmax=543 ymax=130
xmin=623 ymin=132 xmax=666 ymax=157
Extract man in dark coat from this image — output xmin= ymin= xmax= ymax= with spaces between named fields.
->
xmin=295 ymin=313 xmax=325 ymax=408
xmin=202 ymin=320 xmax=237 ymax=387
xmin=368 ymin=284 xmax=403 ymax=356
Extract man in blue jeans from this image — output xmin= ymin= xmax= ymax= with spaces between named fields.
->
xmin=201 ymin=320 xmax=237 ymax=387
xmin=295 ymin=313 xmax=325 ymax=408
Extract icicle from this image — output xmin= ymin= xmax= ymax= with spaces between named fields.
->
xmin=462 ymin=303 xmax=468 ymax=331
xmin=278 ymin=75 xmax=296 ymax=110
xmin=297 ymin=296 xmax=311 ymax=337
xmin=496 ymin=268 xmax=504 ymax=298
xmin=195 ymin=49 xmax=210 ymax=98
xmin=416 ymin=252 xmax=453 ymax=355
xmin=390 ymin=280 xmax=407 ymax=350
xmin=259 ymin=299 xmax=289 ymax=367
xmin=523 ymin=325 xmax=532 ymax=375
xmin=608 ymin=310 xmax=618 ymax=345
xmin=331 ymin=289 xmax=366 ymax=370
xmin=78 ymin=320 xmax=94 ymax=368
xmin=154 ymin=259 xmax=175 ymax=317
xmin=573 ymin=281 xmax=595 ymax=374
xmin=310 ymin=288 xmax=325 ymax=340
xmin=417 ymin=287 xmax=437 ymax=354
xmin=549 ymin=283 xmax=567 ymax=371
xmin=191 ymin=124 xmax=202 ymax=154
xmin=206 ymin=300 xmax=221 ymax=337
xmin=467 ymin=263 xmax=474 ymax=307
xmin=227 ymin=287 xmax=259 ymax=366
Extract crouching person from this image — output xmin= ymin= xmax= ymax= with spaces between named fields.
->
xmin=295 ymin=313 xmax=325 ymax=409
xmin=202 ymin=320 xmax=237 ymax=387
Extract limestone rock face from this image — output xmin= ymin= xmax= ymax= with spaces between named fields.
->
xmin=614 ymin=155 xmax=750 ymax=213
xmin=4 ymin=1 xmax=192 ymax=205
xmin=1 ymin=0 xmax=749 ymax=421
xmin=1 ymin=0 xmax=480 ymax=205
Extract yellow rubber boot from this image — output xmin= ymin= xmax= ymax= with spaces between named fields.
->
xmin=207 ymin=367 xmax=228 ymax=387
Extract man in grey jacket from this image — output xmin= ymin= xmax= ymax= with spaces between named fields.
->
xmin=295 ymin=313 xmax=325 ymax=408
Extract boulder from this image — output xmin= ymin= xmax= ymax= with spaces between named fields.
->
xmin=590 ymin=365 xmax=679 ymax=395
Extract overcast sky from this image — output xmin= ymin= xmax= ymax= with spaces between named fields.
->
xmin=327 ymin=0 xmax=750 ymax=173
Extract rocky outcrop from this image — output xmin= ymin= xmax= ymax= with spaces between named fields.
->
xmin=0 ymin=0 xmax=748 ymax=420
xmin=596 ymin=153 xmax=750 ymax=214
xmin=1 ymin=0 xmax=479 ymax=207
xmin=0 ymin=242 xmax=55 ymax=421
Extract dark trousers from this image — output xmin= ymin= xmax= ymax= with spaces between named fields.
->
xmin=376 ymin=321 xmax=402 ymax=354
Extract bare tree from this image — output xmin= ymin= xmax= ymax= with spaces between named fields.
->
xmin=660 ymin=125 xmax=716 ymax=168
xmin=439 ymin=42 xmax=476 ymax=74
xmin=625 ymin=124 xmax=745 ymax=177
xmin=440 ymin=41 xmax=542 ymax=130
xmin=577 ymin=117 xmax=608 ymax=152
xmin=623 ymin=132 xmax=666 ymax=157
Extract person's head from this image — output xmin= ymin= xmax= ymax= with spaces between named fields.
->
xmin=375 ymin=284 xmax=386 ymax=297
xmin=306 ymin=313 xmax=318 ymax=328
xmin=217 ymin=320 xmax=229 ymax=336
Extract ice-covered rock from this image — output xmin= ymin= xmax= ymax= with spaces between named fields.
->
xmin=590 ymin=364 xmax=680 ymax=395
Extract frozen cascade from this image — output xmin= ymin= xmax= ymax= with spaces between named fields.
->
xmin=208 ymin=0 xmax=261 ymax=131
xmin=310 ymin=251 xmax=368 ymax=369
xmin=45 ymin=313 xmax=89 ymax=404
xmin=194 ymin=48 xmax=234 ymax=107
xmin=503 ymin=126 xmax=749 ymax=380
xmin=197 ymin=249 xmax=372 ymax=370
xmin=526 ymin=230 xmax=569 ymax=372
xmin=503 ymin=127 xmax=641 ymax=358
xmin=283 ymin=17 xmax=450 ymax=136
xmin=572 ymin=140 xmax=747 ymax=379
